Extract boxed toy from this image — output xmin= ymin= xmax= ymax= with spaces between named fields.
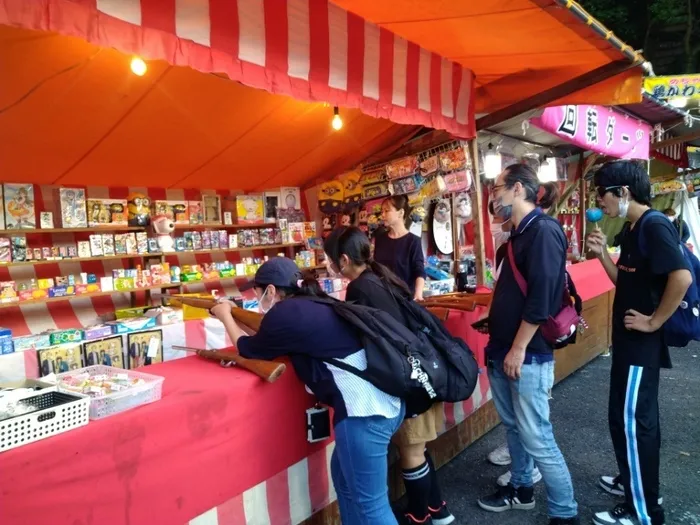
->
xmin=106 ymin=316 xmax=157 ymax=334
xmin=49 ymin=328 xmax=83 ymax=346
xmin=81 ymin=325 xmax=114 ymax=341
xmin=102 ymin=234 xmax=115 ymax=256
xmin=56 ymin=188 xmax=88 ymax=228
xmin=87 ymin=198 xmax=128 ymax=227
xmin=89 ymin=235 xmax=103 ymax=256
xmin=3 ymin=183 xmax=36 ymax=229
xmin=236 ymin=194 xmax=264 ymax=224
xmin=202 ymin=194 xmax=222 ymax=224
xmin=0 ymin=237 xmax=11 ymax=263
xmin=0 ymin=327 xmax=13 ymax=355
xmin=18 ymin=288 xmax=49 ymax=301
xmin=11 ymin=332 xmax=52 ymax=352
xmin=49 ymin=285 xmax=76 ymax=298
xmin=0 ymin=281 xmax=18 ymax=303
xmin=188 ymin=201 xmax=204 ymax=225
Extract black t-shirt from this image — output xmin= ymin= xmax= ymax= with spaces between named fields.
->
xmin=345 ymin=270 xmax=410 ymax=326
xmin=373 ymin=232 xmax=426 ymax=293
xmin=613 ymin=210 xmax=689 ymax=369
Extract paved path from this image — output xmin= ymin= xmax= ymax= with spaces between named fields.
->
xmin=435 ymin=347 xmax=700 ymax=524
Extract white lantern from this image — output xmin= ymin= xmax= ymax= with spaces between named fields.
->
xmin=538 ymin=156 xmax=558 ymax=182
xmin=483 ymin=143 xmax=501 ymax=180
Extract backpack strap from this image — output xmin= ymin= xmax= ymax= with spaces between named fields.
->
xmin=506 ymin=241 xmax=528 ymax=296
xmin=636 ymin=210 xmax=672 ymax=257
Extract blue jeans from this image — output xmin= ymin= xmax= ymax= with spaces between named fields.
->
xmin=488 ymin=358 xmax=578 ymax=519
xmin=331 ymin=403 xmax=406 ymax=525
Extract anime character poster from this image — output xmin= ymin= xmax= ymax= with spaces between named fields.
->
xmin=3 ymin=183 xmax=36 ymax=229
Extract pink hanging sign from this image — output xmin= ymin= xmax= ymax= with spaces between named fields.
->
xmin=531 ymin=105 xmax=651 ymax=160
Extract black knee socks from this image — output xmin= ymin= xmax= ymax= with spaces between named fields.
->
xmin=402 ymin=461 xmax=431 ymax=520
xmin=425 ymin=451 xmax=444 ymax=511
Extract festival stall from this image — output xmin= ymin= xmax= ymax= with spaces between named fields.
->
xmin=0 ymin=1 xmax=647 ymax=524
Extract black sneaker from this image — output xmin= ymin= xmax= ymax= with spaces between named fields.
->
xmin=549 ymin=517 xmax=580 ymax=525
xmin=428 ymin=502 xmax=455 ymax=525
xmin=593 ymin=503 xmax=639 ymax=525
xmin=477 ymin=483 xmax=535 ymax=513
xmin=599 ymin=475 xmax=625 ymax=497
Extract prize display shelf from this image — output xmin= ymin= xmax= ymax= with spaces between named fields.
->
xmin=2 ymin=222 xmax=283 ymax=235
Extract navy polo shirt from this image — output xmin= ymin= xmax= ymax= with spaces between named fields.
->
xmin=486 ymin=208 xmax=568 ymax=363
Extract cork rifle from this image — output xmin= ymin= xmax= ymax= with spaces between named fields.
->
xmin=157 ymin=294 xmax=283 ymax=382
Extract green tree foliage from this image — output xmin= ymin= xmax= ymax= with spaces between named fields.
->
xmin=581 ymin=0 xmax=699 ymax=73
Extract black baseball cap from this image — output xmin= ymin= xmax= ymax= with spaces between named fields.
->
xmin=239 ymin=257 xmax=302 ymax=292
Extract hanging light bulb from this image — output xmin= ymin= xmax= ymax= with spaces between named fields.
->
xmin=331 ymin=106 xmax=343 ymax=130
xmin=130 ymin=56 xmax=147 ymax=77
xmin=483 ymin=143 xmax=501 ymax=180
xmin=537 ymin=155 xmax=558 ymax=182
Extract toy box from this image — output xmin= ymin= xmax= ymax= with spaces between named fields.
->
xmin=3 ymin=183 xmax=36 ymax=230
xmin=153 ymin=200 xmax=189 ymax=225
xmin=188 ymin=201 xmax=204 ymax=225
xmin=0 ymin=281 xmax=18 ymax=303
xmin=81 ymin=325 xmax=114 ymax=341
xmin=12 ymin=333 xmax=53 ymax=352
xmin=56 ymin=188 xmax=88 ymax=228
xmin=49 ymin=285 xmax=76 ymax=298
xmin=87 ymin=198 xmax=128 ymax=227
xmin=202 ymin=194 xmax=222 ymax=224
xmin=49 ymin=328 xmax=83 ymax=346
xmin=89 ymin=235 xmax=103 ymax=256
xmin=236 ymin=194 xmax=264 ymax=224
xmin=106 ymin=316 xmax=157 ymax=334
xmin=0 ymin=327 xmax=13 ymax=355
xmin=76 ymin=283 xmax=101 ymax=295
xmin=10 ymin=236 xmax=27 ymax=262
xmin=155 ymin=307 xmax=184 ymax=325
xmin=0 ymin=237 xmax=11 ymax=263
xmin=18 ymin=288 xmax=49 ymax=301
xmin=102 ymin=235 xmax=115 ymax=256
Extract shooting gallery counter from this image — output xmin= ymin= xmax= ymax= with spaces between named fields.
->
xmin=0 ymin=259 xmax=614 ymax=525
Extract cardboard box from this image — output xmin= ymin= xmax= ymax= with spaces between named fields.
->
xmin=81 ymin=325 xmax=114 ymax=341
xmin=56 ymin=187 xmax=88 ymax=228
xmin=12 ymin=333 xmax=52 ymax=352
xmin=106 ymin=316 xmax=157 ymax=334
xmin=155 ymin=307 xmax=184 ymax=325
xmin=49 ymin=328 xmax=83 ymax=346
xmin=18 ymin=288 xmax=49 ymax=301
xmin=0 ymin=327 xmax=13 ymax=355
xmin=86 ymin=198 xmax=128 ymax=227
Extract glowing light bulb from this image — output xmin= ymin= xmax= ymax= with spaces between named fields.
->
xmin=483 ymin=143 xmax=501 ymax=179
xmin=331 ymin=107 xmax=343 ymax=130
xmin=130 ymin=56 xmax=147 ymax=76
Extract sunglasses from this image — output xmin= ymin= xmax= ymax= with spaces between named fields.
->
xmin=595 ymin=185 xmax=622 ymax=198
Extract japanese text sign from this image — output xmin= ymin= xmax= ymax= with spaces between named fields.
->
xmin=644 ymin=75 xmax=700 ymax=100
xmin=531 ymin=105 xmax=651 ymax=160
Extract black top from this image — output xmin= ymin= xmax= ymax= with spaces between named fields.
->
xmin=373 ymin=232 xmax=426 ymax=293
xmin=673 ymin=218 xmax=691 ymax=243
xmin=346 ymin=270 xmax=410 ymax=326
xmin=486 ymin=208 xmax=567 ymax=362
xmin=237 ymin=298 xmax=363 ymax=423
xmin=613 ymin=210 xmax=689 ymax=369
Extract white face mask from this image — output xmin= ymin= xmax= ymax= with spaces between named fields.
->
xmin=618 ymin=194 xmax=630 ymax=219
xmin=667 ymin=215 xmax=675 ymax=222
xmin=259 ymin=287 xmax=276 ymax=314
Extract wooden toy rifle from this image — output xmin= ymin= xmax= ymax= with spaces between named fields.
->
xmin=421 ymin=292 xmax=492 ymax=312
xmin=172 ymin=345 xmax=286 ymax=383
xmin=155 ymin=294 xmax=282 ymax=382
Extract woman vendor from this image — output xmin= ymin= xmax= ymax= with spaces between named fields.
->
xmin=374 ymin=196 xmax=426 ymax=301
xmin=325 ymin=227 xmax=454 ymax=525
xmin=210 ymin=257 xmax=404 ymax=525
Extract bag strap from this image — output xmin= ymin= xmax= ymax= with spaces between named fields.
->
xmin=506 ymin=241 xmax=528 ymax=296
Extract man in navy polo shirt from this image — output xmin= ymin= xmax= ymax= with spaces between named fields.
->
xmin=476 ymin=164 xmax=579 ymax=525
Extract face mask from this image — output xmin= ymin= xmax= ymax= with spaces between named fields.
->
xmin=618 ymin=195 xmax=629 ymax=219
xmin=259 ymin=287 xmax=276 ymax=314
xmin=667 ymin=215 xmax=675 ymax=222
xmin=496 ymin=204 xmax=512 ymax=221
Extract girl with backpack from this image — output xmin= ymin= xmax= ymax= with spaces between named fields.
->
xmin=210 ymin=257 xmax=405 ymax=525
xmin=324 ymin=226 xmax=455 ymax=525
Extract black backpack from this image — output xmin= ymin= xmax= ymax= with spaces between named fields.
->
xmin=302 ymin=295 xmax=479 ymax=417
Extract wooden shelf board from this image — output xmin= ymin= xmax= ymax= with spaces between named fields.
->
xmin=174 ymin=222 xmax=278 ymax=230
xmin=0 ymin=253 xmax=163 ymax=268
xmin=2 ymin=226 xmax=145 ymax=234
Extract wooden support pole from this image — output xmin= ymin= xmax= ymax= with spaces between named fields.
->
xmin=578 ymin=153 xmax=587 ymax=255
xmin=465 ymin=139 xmax=487 ymax=286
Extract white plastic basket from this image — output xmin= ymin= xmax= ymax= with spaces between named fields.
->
xmin=0 ymin=390 xmax=90 ymax=453
xmin=56 ymin=365 xmax=165 ymax=420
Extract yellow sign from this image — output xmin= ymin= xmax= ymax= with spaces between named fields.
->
xmin=644 ymin=75 xmax=700 ymax=100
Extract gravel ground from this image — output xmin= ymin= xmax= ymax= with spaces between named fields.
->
xmin=434 ymin=346 xmax=700 ymax=525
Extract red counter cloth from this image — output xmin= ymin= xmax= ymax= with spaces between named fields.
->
xmin=0 ymin=356 xmax=322 ymax=525
xmin=567 ymin=258 xmax=615 ymax=302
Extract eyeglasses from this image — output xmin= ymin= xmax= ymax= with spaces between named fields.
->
xmin=595 ymin=185 xmax=622 ymax=198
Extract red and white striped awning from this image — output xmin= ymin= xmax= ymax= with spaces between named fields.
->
xmin=0 ymin=0 xmax=476 ymax=138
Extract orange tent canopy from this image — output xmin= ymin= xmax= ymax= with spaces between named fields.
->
xmin=329 ymin=0 xmax=644 ymax=114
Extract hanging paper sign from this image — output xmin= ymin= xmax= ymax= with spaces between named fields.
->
xmin=385 ymin=156 xmax=418 ymax=180
xmin=531 ymin=105 xmax=651 ymax=160
xmin=420 ymin=156 xmax=439 ymax=175
xmin=439 ymin=148 xmax=467 ymax=172
xmin=362 ymin=182 xmax=390 ymax=200
xmin=444 ymin=170 xmax=471 ymax=193
xmin=644 ymin=75 xmax=700 ymax=101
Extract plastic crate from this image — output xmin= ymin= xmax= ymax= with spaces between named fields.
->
xmin=56 ymin=365 xmax=164 ymax=420
xmin=0 ymin=390 xmax=89 ymax=453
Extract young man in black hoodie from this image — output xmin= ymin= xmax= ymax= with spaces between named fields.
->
xmin=587 ymin=161 xmax=691 ymax=525
xmin=476 ymin=164 xmax=579 ymax=525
